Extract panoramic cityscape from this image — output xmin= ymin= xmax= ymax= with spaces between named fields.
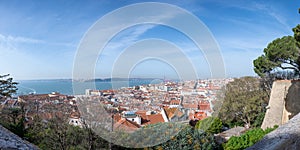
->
xmin=0 ymin=1 xmax=300 ymax=150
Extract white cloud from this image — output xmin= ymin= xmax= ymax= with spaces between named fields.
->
xmin=0 ymin=34 xmax=44 ymax=44
xmin=221 ymin=1 xmax=292 ymax=32
xmin=78 ymin=3 xmax=187 ymax=55
xmin=102 ymin=24 xmax=156 ymax=56
xmin=219 ymin=37 xmax=267 ymax=52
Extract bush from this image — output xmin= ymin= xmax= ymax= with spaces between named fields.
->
xmin=224 ymin=126 xmax=278 ymax=150
xmin=195 ymin=117 xmax=223 ymax=134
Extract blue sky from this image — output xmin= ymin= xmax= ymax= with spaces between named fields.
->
xmin=0 ymin=0 xmax=299 ymax=80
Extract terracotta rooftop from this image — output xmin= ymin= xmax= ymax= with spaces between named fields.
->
xmin=164 ymin=107 xmax=184 ymax=119
xmin=199 ymin=102 xmax=211 ymax=111
xmin=135 ymin=110 xmax=148 ymax=119
xmin=194 ymin=111 xmax=207 ymax=120
xmin=169 ymin=99 xmax=180 ymax=105
xmin=70 ymin=111 xmax=80 ymax=119
xmin=143 ymin=114 xmax=165 ymax=125
xmin=183 ymin=103 xmax=198 ymax=109
xmin=113 ymin=113 xmax=122 ymax=122
xmin=114 ymin=118 xmax=141 ymax=132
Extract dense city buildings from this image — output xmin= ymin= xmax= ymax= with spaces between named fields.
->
xmin=1 ymin=78 xmax=233 ymax=131
xmin=83 ymin=79 xmax=233 ymax=130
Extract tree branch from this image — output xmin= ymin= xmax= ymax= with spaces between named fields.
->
xmin=279 ymin=65 xmax=299 ymax=71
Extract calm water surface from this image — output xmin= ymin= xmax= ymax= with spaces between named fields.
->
xmin=17 ymin=79 xmax=163 ymax=95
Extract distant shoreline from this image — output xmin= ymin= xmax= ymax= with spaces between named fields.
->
xmin=16 ymin=78 xmax=168 ymax=96
xmin=16 ymin=77 xmax=166 ymax=82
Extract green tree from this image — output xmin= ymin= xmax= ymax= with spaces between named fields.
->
xmin=0 ymin=74 xmax=18 ymax=98
xmin=25 ymin=115 xmax=109 ymax=150
xmin=195 ymin=117 xmax=223 ymax=134
xmin=0 ymin=103 xmax=27 ymax=137
xmin=224 ymin=126 xmax=278 ymax=150
xmin=254 ymin=24 xmax=300 ymax=79
xmin=152 ymin=125 xmax=219 ymax=150
xmin=25 ymin=116 xmax=46 ymax=145
xmin=218 ymin=77 xmax=268 ymax=128
xmin=38 ymin=116 xmax=70 ymax=150
xmin=293 ymin=24 xmax=300 ymax=47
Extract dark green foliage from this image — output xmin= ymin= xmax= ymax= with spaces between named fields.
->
xmin=251 ymin=112 xmax=265 ymax=128
xmin=254 ymin=24 xmax=300 ymax=79
xmin=106 ymin=122 xmax=186 ymax=148
xmin=218 ymin=77 xmax=268 ymax=128
xmin=0 ymin=106 xmax=26 ymax=138
xmin=0 ymin=104 xmax=109 ymax=150
xmin=196 ymin=117 xmax=223 ymax=134
xmin=8 ymin=117 xmax=26 ymax=138
xmin=24 ymin=116 xmax=45 ymax=145
xmin=0 ymin=74 xmax=18 ymax=98
xmin=293 ymin=24 xmax=300 ymax=47
xmin=25 ymin=117 xmax=109 ymax=150
xmin=223 ymin=126 xmax=278 ymax=150
xmin=150 ymin=125 xmax=220 ymax=150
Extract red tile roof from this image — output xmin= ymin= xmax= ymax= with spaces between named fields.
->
xmin=183 ymin=103 xmax=198 ymax=109
xmin=70 ymin=111 xmax=80 ymax=119
xmin=164 ymin=108 xmax=183 ymax=119
xmin=113 ymin=113 xmax=122 ymax=122
xmin=198 ymin=100 xmax=211 ymax=111
xmin=135 ymin=110 xmax=147 ymax=119
xmin=142 ymin=114 xmax=165 ymax=125
xmin=169 ymin=100 xmax=180 ymax=105
xmin=194 ymin=112 xmax=207 ymax=120
xmin=114 ymin=118 xmax=141 ymax=132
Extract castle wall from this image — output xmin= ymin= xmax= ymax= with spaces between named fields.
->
xmin=261 ymin=80 xmax=300 ymax=129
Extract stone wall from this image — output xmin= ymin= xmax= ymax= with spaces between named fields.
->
xmin=284 ymin=80 xmax=300 ymax=119
xmin=261 ymin=80 xmax=300 ymax=129
xmin=249 ymin=80 xmax=300 ymax=149
xmin=0 ymin=125 xmax=38 ymax=150
xmin=247 ymin=112 xmax=300 ymax=150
